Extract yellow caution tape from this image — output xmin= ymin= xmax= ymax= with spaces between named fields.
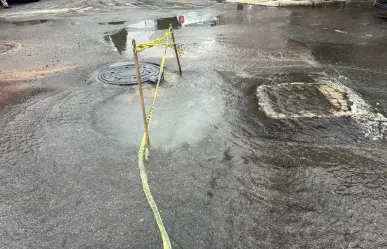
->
xmin=136 ymin=30 xmax=172 ymax=52
xmin=136 ymin=29 xmax=182 ymax=58
xmin=137 ymin=42 xmax=180 ymax=53
xmin=176 ymin=44 xmax=182 ymax=57
xmin=146 ymin=46 xmax=167 ymax=126
xmin=136 ymin=29 xmax=172 ymax=249
xmin=138 ymin=135 xmax=171 ymax=249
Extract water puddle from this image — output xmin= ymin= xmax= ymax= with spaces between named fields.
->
xmin=103 ymin=13 xmax=225 ymax=55
xmin=256 ymin=78 xmax=387 ymax=140
xmin=257 ymin=82 xmax=349 ymax=119
xmin=104 ymin=28 xmax=128 ymax=54
xmin=93 ymin=72 xmax=225 ymax=150
xmin=310 ymin=42 xmax=387 ymax=69
xmin=127 ymin=13 xmax=225 ymax=30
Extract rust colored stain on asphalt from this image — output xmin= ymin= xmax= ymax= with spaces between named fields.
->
xmin=0 ymin=91 xmax=19 ymax=105
xmin=0 ymin=67 xmax=71 ymax=106
xmin=0 ymin=82 xmax=50 ymax=106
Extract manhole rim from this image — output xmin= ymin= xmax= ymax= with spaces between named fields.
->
xmin=90 ymin=62 xmax=163 ymax=86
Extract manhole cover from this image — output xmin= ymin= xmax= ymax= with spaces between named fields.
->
xmin=97 ymin=63 xmax=161 ymax=85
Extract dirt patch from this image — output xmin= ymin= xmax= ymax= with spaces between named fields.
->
xmin=0 ymin=81 xmax=50 ymax=106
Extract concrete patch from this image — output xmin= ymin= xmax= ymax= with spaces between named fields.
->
xmin=257 ymin=82 xmax=350 ymax=119
xmin=257 ymin=79 xmax=387 ymax=139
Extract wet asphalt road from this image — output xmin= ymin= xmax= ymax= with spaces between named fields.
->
xmin=1 ymin=1 xmax=387 ymax=248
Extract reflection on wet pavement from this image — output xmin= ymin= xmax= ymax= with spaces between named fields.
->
xmin=104 ymin=28 xmax=128 ymax=54
xmin=103 ymin=13 xmax=225 ymax=55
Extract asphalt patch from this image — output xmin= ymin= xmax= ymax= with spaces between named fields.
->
xmin=125 ymin=14 xmax=225 ymax=30
xmin=257 ymin=83 xmax=348 ymax=119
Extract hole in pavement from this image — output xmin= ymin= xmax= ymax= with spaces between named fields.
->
xmin=252 ymin=79 xmax=387 ymax=141
xmin=257 ymin=82 xmax=351 ymax=119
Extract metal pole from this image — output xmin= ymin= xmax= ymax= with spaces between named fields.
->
xmin=132 ymin=39 xmax=150 ymax=146
xmin=169 ymin=23 xmax=182 ymax=75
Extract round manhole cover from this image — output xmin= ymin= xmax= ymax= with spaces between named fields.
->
xmin=97 ymin=63 xmax=161 ymax=85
